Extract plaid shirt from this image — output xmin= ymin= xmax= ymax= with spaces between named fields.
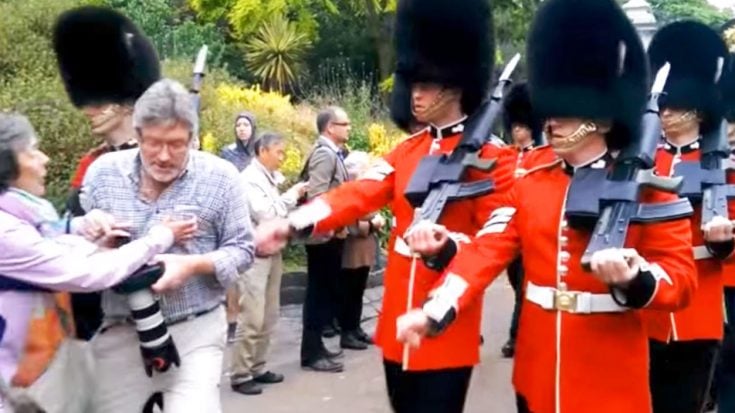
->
xmin=81 ymin=149 xmax=254 ymax=322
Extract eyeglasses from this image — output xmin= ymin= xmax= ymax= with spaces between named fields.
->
xmin=331 ymin=122 xmax=351 ymax=127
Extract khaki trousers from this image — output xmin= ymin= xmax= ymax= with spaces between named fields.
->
xmin=90 ymin=306 xmax=226 ymax=413
xmin=230 ymin=254 xmax=283 ymax=383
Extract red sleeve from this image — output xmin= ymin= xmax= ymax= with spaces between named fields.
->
xmin=633 ymin=190 xmax=697 ymax=311
xmin=69 ymin=154 xmax=96 ymax=189
xmin=728 ymin=170 xmax=735 ymax=222
xmin=311 ymin=150 xmax=398 ymax=233
xmin=423 ymin=185 xmax=522 ymax=321
xmin=469 ymin=145 xmax=517 ymax=230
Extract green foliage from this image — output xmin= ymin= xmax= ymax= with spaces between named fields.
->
xmin=649 ymin=0 xmax=732 ymax=26
xmin=493 ymin=0 xmax=542 ymax=49
xmin=190 ymin=0 xmax=326 ymax=42
xmin=245 ymin=14 xmax=312 ymax=92
xmin=104 ymin=0 xmax=231 ymax=67
xmin=303 ymin=62 xmax=385 ymax=152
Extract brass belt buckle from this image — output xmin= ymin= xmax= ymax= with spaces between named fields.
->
xmin=554 ymin=290 xmax=578 ymax=313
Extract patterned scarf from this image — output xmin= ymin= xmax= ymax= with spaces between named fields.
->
xmin=0 ymin=188 xmax=75 ymax=387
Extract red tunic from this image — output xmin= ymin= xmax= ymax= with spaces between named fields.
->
xmin=311 ymin=123 xmax=516 ymax=370
xmin=646 ymin=142 xmax=735 ymax=341
xmin=435 ymin=159 xmax=696 ymax=413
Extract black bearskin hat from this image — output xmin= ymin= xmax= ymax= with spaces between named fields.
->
xmin=53 ymin=6 xmax=160 ymax=108
xmin=720 ymin=54 xmax=735 ymax=122
xmin=502 ymin=82 xmax=543 ymax=145
xmin=527 ymin=0 xmax=648 ymax=150
xmin=390 ymin=0 xmax=494 ymax=132
xmin=649 ymin=21 xmax=727 ymax=133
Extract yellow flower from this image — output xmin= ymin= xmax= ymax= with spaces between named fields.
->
xmin=367 ymin=122 xmax=405 ymax=157
xmin=200 ymin=132 xmax=218 ymax=154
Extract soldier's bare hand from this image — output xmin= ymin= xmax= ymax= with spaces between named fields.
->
xmin=405 ymin=220 xmax=449 ymax=256
xmin=590 ymin=248 xmax=643 ymax=287
xmin=396 ymin=309 xmax=430 ymax=348
xmin=702 ymin=215 xmax=733 ymax=242
xmin=255 ymin=218 xmax=291 ymax=256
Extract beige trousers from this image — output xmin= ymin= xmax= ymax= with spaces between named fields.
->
xmin=230 ymin=254 xmax=283 ymax=383
xmin=90 ymin=306 xmax=226 ymax=413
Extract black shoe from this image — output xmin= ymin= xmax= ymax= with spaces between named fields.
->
xmin=501 ymin=338 xmax=515 ymax=358
xmin=254 ymin=371 xmax=284 ymax=384
xmin=322 ymin=346 xmax=344 ymax=359
xmin=341 ymin=332 xmax=368 ymax=350
xmin=322 ymin=325 xmax=337 ymax=338
xmin=301 ymin=357 xmax=344 ymax=373
xmin=354 ymin=328 xmax=374 ymax=345
xmin=231 ymin=379 xmax=263 ymax=395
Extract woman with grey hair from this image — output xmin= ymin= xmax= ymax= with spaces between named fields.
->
xmin=0 ymin=112 xmax=192 ymax=412
xmin=338 ymin=151 xmax=384 ymax=350
xmin=230 ymin=131 xmax=307 ymax=396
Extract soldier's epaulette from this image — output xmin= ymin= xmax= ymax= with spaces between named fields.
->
xmin=520 ymin=158 xmax=564 ymax=178
xmin=486 ymin=135 xmax=508 ymax=148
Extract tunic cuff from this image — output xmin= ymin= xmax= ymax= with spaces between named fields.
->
xmin=610 ymin=269 xmax=656 ymax=309
xmin=706 ymin=239 xmax=735 ymax=260
xmin=422 ymin=239 xmax=458 ymax=272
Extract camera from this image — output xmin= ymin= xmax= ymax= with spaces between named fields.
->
xmin=112 ymin=237 xmax=180 ymax=377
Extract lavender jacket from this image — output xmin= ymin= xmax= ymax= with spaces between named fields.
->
xmin=0 ymin=208 xmax=174 ymax=386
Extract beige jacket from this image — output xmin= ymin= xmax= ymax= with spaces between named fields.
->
xmin=241 ymin=159 xmax=299 ymax=226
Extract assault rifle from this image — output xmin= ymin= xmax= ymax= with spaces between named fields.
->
xmin=403 ymin=53 xmax=521 ymax=228
xmin=190 ymin=45 xmax=208 ymax=114
xmin=190 ymin=45 xmax=208 ymax=149
xmin=563 ymin=63 xmax=694 ymax=269
xmin=674 ymin=118 xmax=735 ymax=225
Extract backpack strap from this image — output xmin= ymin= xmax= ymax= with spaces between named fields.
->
xmin=299 ymin=143 xmax=339 ymax=186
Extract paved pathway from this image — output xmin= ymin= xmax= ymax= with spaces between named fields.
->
xmin=221 ymin=278 xmax=517 ymax=412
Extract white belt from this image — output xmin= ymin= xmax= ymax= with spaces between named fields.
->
xmin=693 ymin=245 xmax=713 ymax=261
xmin=525 ymin=281 xmax=628 ymax=314
xmin=394 ymin=236 xmax=414 ymax=258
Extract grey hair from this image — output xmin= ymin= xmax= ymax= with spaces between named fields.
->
xmin=344 ymin=150 xmax=370 ymax=178
xmin=0 ymin=113 xmax=36 ymax=152
xmin=0 ymin=113 xmax=37 ymax=192
xmin=133 ymin=78 xmax=199 ymax=139
xmin=254 ymin=131 xmax=284 ymax=155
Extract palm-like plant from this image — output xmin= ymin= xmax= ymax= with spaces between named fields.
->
xmin=245 ymin=14 xmax=311 ymax=93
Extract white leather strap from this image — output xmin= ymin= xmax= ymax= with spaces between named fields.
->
xmin=692 ymin=245 xmax=713 ymax=261
xmin=525 ymin=281 xmax=628 ymax=314
xmin=394 ymin=236 xmax=413 ymax=257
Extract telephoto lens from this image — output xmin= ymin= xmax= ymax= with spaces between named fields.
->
xmin=112 ymin=236 xmax=181 ymax=377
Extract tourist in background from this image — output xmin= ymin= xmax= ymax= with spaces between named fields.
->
xmin=230 ymin=132 xmax=307 ymax=395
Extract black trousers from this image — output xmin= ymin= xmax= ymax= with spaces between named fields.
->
xmin=507 ymin=256 xmax=524 ymax=341
xmin=649 ymin=339 xmax=720 ymax=413
xmin=714 ymin=287 xmax=735 ymax=412
xmin=301 ymin=239 xmax=344 ymax=362
xmin=383 ymin=360 xmax=473 ymax=413
xmin=516 ymin=394 xmax=532 ymax=413
xmin=70 ymin=292 xmax=103 ymax=340
xmin=338 ymin=266 xmax=370 ymax=332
